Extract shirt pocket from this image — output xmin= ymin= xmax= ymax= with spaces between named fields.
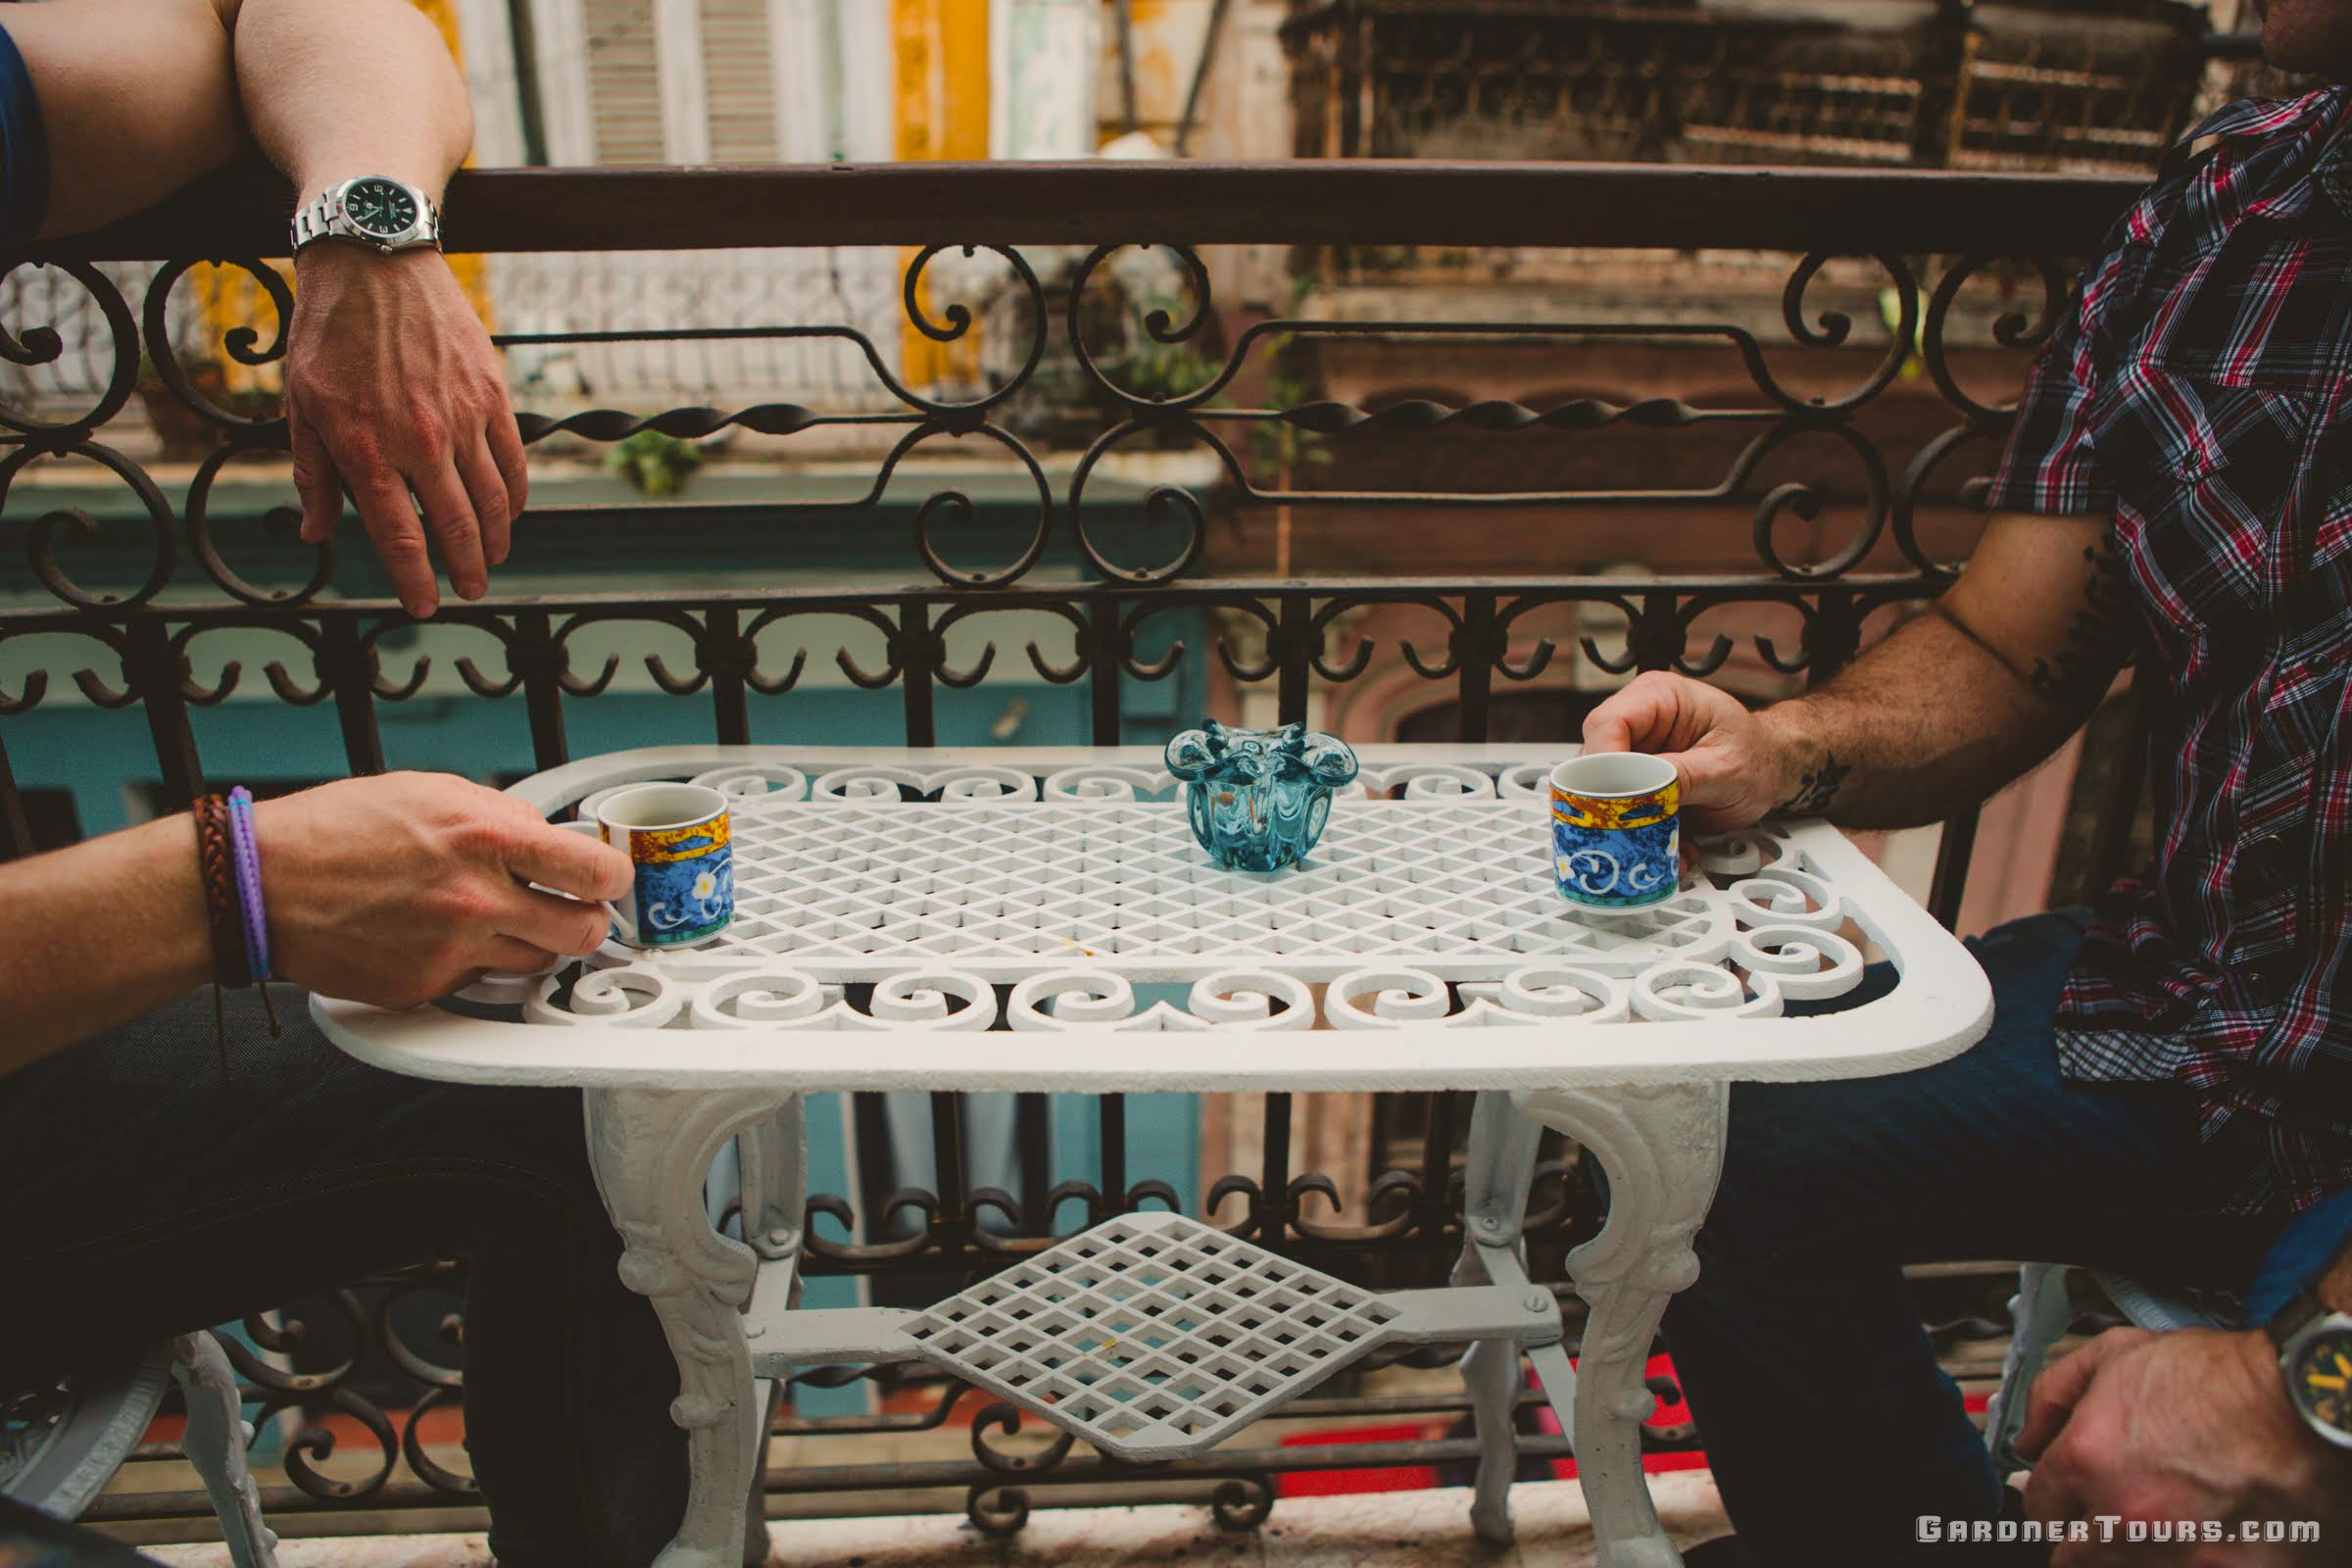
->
xmin=2087 ymin=363 xmax=2319 ymax=637
xmin=2145 ymin=230 xmax=2352 ymax=399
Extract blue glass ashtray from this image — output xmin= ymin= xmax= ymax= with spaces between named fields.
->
xmin=1165 ymin=720 xmax=1361 ymax=873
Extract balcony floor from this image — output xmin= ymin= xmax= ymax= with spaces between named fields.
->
xmin=141 ymin=1474 xmax=1728 ymax=1567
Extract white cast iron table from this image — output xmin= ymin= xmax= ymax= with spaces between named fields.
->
xmin=316 ymin=744 xmax=1992 ymax=1568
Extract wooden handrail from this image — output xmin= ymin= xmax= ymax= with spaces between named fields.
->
xmin=29 ymin=157 xmax=2144 ymax=263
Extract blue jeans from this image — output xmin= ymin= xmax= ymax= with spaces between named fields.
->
xmin=1663 ymin=909 xmax=2326 ymax=1567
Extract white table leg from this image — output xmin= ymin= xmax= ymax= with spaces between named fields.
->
xmin=585 ymin=1087 xmax=793 ymax=1568
xmin=1516 ymin=1080 xmax=1729 ymax=1568
xmin=1985 ymin=1263 xmax=2075 ymax=1477
xmin=1455 ymin=1089 xmax=1548 ymax=1545
xmin=169 ymin=1332 xmax=275 ymax=1568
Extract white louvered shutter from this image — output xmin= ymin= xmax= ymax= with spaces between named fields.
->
xmin=582 ymin=0 xmax=666 ymax=164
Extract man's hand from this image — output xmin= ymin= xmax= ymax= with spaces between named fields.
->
xmin=1579 ymin=670 xmax=1807 ymax=832
xmin=285 ymin=245 xmax=528 ymax=618
xmin=2017 ymin=1327 xmax=2350 ymax=1565
xmin=257 ymin=772 xmax=628 ymax=1008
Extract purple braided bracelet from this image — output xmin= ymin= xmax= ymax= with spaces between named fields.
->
xmin=225 ymin=785 xmax=270 ymax=983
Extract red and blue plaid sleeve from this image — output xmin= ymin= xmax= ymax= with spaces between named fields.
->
xmin=1981 ymin=248 xmax=2124 ymax=517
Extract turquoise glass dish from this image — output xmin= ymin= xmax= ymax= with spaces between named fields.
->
xmin=1165 ymin=720 xmax=1361 ymax=872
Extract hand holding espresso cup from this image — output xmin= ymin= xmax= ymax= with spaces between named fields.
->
xmin=253 ymin=772 xmax=632 ymax=1008
xmin=1578 ymin=669 xmax=1802 ymax=834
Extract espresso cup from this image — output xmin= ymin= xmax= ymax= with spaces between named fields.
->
xmin=589 ymin=782 xmax=735 ymax=948
xmin=1548 ymin=752 xmax=1681 ymax=908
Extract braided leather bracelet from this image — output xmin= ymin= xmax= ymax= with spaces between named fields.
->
xmin=192 ymin=793 xmax=250 ymax=989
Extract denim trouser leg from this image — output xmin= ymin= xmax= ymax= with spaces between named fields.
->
xmin=1662 ymin=910 xmax=2280 ymax=1567
xmin=2242 ymin=1184 xmax=2352 ymax=1326
xmin=0 ymin=990 xmax=688 ymax=1568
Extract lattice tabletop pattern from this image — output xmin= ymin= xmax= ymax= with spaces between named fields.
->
xmin=674 ymin=793 xmax=1733 ymax=982
xmin=903 ymin=1211 xmax=1399 ymax=1460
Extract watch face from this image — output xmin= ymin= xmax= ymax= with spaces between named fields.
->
xmin=2289 ymin=1325 xmax=2352 ymax=1437
xmin=342 ymin=178 xmax=418 ymax=238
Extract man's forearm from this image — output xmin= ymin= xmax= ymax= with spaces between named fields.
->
xmin=1749 ymin=513 xmax=2135 ymax=829
xmin=231 ymin=0 xmax=473 ymax=201
xmin=7 ymin=0 xmax=246 ymax=238
xmin=0 ymin=816 xmax=214 ymax=1075
xmin=9 ymin=0 xmax=473 ymax=242
xmin=1757 ymin=604 xmax=2093 ymax=829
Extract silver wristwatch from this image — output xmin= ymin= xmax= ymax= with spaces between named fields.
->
xmin=289 ymin=176 xmax=441 ymax=256
xmin=2267 ymin=1287 xmax=2352 ymax=1451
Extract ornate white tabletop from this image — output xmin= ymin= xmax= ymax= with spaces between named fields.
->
xmin=315 ymin=744 xmax=1990 ymax=1094
xmin=312 ymin=744 xmax=1991 ymax=1568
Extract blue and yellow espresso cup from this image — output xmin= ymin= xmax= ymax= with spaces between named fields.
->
xmin=1548 ymin=753 xmax=1681 ymax=908
xmin=592 ymin=782 xmax=735 ymax=948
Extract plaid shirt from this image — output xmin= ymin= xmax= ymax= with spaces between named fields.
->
xmin=1985 ymin=87 xmax=2352 ymax=1215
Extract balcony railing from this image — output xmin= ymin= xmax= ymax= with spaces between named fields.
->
xmin=4 ymin=158 xmax=2153 ymax=1542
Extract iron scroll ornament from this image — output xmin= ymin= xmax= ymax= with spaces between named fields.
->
xmin=0 ymin=244 xmax=2051 ymax=611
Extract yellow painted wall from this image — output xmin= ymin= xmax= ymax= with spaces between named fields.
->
xmin=410 ymin=0 xmax=494 ymax=319
xmin=895 ymin=0 xmax=990 ymax=387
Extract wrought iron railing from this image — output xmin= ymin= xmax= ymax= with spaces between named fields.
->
xmin=6 ymin=158 xmax=2153 ymax=1539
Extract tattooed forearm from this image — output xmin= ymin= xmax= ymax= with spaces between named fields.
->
xmin=2025 ymin=539 xmax=2134 ymax=711
xmin=1776 ymin=752 xmax=1850 ymax=815
xmin=1736 ymin=514 xmax=2122 ymax=831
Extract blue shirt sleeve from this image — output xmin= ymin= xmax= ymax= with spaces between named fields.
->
xmin=0 ymin=15 xmax=52 ymax=251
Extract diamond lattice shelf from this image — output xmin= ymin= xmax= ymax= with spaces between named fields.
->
xmin=902 ymin=1211 xmax=1401 ymax=1460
